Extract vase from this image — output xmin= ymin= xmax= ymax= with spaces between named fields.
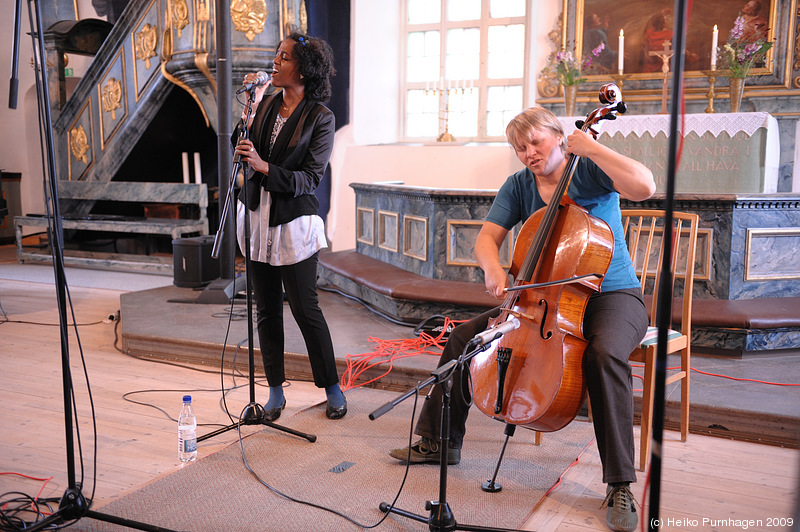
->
xmin=729 ymin=77 xmax=745 ymax=113
xmin=563 ymin=84 xmax=577 ymax=117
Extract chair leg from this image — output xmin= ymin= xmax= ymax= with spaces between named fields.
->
xmin=680 ymin=347 xmax=691 ymax=442
xmin=481 ymin=423 xmax=516 ymax=493
xmin=639 ymin=353 xmax=657 ymax=472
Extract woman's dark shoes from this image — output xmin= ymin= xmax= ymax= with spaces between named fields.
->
xmin=263 ymin=398 xmax=286 ymax=422
xmin=325 ymin=397 xmax=347 ymax=419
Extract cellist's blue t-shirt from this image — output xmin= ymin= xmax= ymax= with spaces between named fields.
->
xmin=486 ymin=158 xmax=640 ymax=292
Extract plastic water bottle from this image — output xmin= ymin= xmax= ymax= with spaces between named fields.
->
xmin=178 ymin=395 xmax=197 ymax=462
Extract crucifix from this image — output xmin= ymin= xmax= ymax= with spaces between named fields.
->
xmin=649 ymin=40 xmax=674 ymax=114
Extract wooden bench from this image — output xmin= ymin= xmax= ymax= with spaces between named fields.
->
xmin=14 ymin=180 xmax=209 ymax=274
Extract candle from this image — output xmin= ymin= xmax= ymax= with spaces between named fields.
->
xmin=618 ymin=30 xmax=625 ymax=74
xmin=711 ymin=25 xmax=719 ymax=70
xmin=181 ymin=152 xmax=190 ymax=184
xmin=193 ymin=152 xmax=202 ymax=184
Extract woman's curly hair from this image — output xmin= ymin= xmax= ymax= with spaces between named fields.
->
xmin=288 ymin=32 xmax=336 ymax=103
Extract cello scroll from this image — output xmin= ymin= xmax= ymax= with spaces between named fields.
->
xmin=576 ymin=83 xmax=627 ymax=138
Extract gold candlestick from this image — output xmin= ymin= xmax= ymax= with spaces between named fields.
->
xmin=610 ymin=72 xmax=628 ymax=90
xmin=437 ymin=95 xmax=455 ymax=142
xmin=701 ymin=69 xmax=719 ymax=113
xmin=427 ymin=83 xmax=470 ymax=142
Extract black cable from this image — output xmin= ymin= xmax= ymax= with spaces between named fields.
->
xmin=236 ymin=391 xmax=420 ymax=530
xmin=0 ymin=491 xmax=58 ymax=531
xmin=317 ymin=284 xmax=420 ymax=329
xmin=0 ymin=318 xmax=107 ymax=326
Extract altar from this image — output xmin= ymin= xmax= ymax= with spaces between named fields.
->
xmin=559 ymin=112 xmax=780 ymax=194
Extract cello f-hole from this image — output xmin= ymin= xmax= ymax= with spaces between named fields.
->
xmin=538 ymin=299 xmax=552 ymax=340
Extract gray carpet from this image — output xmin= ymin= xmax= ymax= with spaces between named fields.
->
xmin=75 ymin=387 xmax=595 ymax=531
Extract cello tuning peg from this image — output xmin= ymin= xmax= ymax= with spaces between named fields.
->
xmin=575 ymin=120 xmax=585 ymax=129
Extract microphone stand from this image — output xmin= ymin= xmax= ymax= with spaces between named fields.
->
xmin=19 ymin=1 xmax=174 ymax=530
xmin=371 ymin=342 xmax=523 ymax=532
xmin=199 ymin=88 xmax=315 ymax=444
xmin=648 ymin=0 xmax=688 ymax=528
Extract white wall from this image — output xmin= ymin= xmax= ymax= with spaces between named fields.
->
xmin=327 ymin=142 xmax=523 ymax=251
xmin=2 ymin=3 xmax=42 ymax=218
xmin=0 ymin=0 xmax=101 ymax=218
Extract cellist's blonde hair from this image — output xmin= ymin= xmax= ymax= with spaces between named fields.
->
xmin=505 ymin=107 xmax=567 ymax=157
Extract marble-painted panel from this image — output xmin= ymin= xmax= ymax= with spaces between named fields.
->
xmin=730 ymin=203 xmax=800 ymax=299
xmin=746 ymin=329 xmax=800 ymax=351
xmin=131 ymin=0 xmax=162 ymax=102
xmin=693 ymin=326 xmax=800 ymax=354
xmin=354 ymin=188 xmax=436 ymax=278
xmin=97 ymin=48 xmax=129 ymax=150
xmin=356 ymin=207 xmax=374 ymax=246
xmin=431 ymin=198 xmax=495 ymax=282
xmin=377 ymin=210 xmax=398 ymax=253
xmin=66 ymin=100 xmax=95 ymax=183
xmin=692 ymin=328 xmax=746 ymax=352
xmin=403 ymin=215 xmax=428 ymax=262
xmin=745 ymin=229 xmax=800 ymax=281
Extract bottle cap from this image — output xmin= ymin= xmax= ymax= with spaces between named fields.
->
xmin=183 ymin=395 xmax=191 ymax=403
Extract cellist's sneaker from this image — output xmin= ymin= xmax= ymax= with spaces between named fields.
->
xmin=389 ymin=437 xmax=461 ymax=465
xmin=602 ymin=483 xmax=638 ymax=532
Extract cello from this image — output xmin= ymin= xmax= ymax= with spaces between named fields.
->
xmin=470 ymin=84 xmax=627 ymax=433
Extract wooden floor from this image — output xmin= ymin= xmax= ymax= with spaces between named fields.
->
xmin=1 ymin=274 xmax=798 ymax=531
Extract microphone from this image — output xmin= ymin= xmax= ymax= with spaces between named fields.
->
xmin=236 ymin=71 xmax=270 ymax=94
xmin=467 ymin=316 xmax=520 ymax=347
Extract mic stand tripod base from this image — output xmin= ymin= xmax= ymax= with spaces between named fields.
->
xmin=198 ymin=403 xmax=317 ymax=443
xmin=28 ymin=484 xmax=175 ymax=532
xmin=378 ymin=347 xmax=521 ymax=532
xmin=480 ymin=481 xmax=502 ymax=494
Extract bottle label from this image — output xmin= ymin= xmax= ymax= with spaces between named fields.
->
xmin=183 ymin=436 xmax=197 ymax=453
xmin=179 ymin=426 xmax=197 ymax=454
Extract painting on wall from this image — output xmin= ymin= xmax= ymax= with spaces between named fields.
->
xmin=575 ymin=0 xmax=776 ymax=76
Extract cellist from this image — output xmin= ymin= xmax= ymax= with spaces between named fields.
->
xmin=388 ymin=106 xmax=655 ymax=532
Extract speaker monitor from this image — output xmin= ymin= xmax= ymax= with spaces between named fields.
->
xmin=172 ymin=235 xmax=219 ymax=288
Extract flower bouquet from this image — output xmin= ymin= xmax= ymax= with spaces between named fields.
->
xmin=718 ymin=14 xmax=773 ymax=78
xmin=553 ymin=42 xmax=607 ymax=86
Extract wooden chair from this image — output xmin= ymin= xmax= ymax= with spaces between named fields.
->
xmin=621 ymin=209 xmax=699 ymax=471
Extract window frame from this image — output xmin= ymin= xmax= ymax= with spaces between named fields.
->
xmin=400 ymin=0 xmax=530 ymax=143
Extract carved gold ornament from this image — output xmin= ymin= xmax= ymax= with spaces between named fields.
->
xmin=170 ymin=0 xmax=189 ymax=39
xmin=794 ymin=6 xmax=800 ymax=88
xmin=101 ymin=78 xmax=122 ymax=120
xmin=231 ymin=0 xmax=268 ymax=42
xmin=136 ymin=23 xmax=158 ymax=69
xmin=69 ymin=125 xmax=89 ymax=164
xmin=537 ymin=16 xmax=565 ymax=99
